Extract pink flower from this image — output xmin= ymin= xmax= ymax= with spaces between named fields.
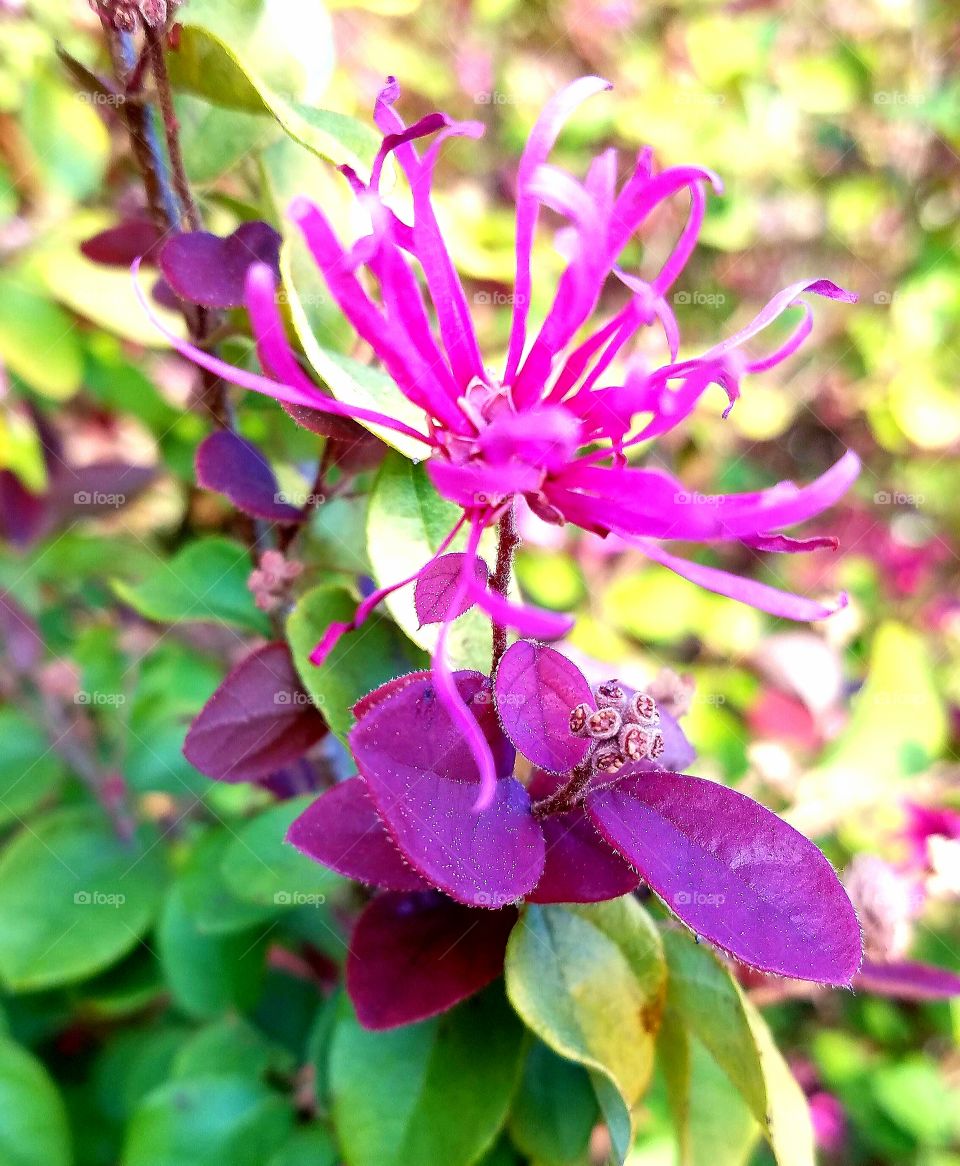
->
xmin=142 ymin=76 xmax=860 ymax=804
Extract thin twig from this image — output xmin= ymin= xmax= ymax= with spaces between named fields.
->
xmin=490 ymin=502 xmax=519 ymax=672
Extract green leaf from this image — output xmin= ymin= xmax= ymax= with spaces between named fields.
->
xmin=662 ymin=930 xmax=815 ymax=1166
xmin=169 ymin=0 xmax=334 ymax=110
xmin=156 ymin=884 xmax=268 ymax=1019
xmin=329 ymin=988 xmax=524 ymax=1166
xmin=0 ymin=273 xmax=83 ymax=399
xmin=124 ymin=1074 xmax=294 ymax=1166
xmin=503 ymin=898 xmax=665 ymax=1161
xmin=367 ymin=453 xmax=493 ymax=669
xmin=171 ymin=1017 xmax=295 ymax=1082
xmin=658 ymin=1010 xmax=761 ymax=1166
xmin=286 ymin=583 xmax=427 ymax=743
xmin=177 ymin=95 xmax=279 ymax=185
xmin=268 ymin=1127 xmax=339 ymax=1166
xmin=507 ymin=1040 xmax=598 ymax=1165
xmin=112 ymin=536 xmax=270 ymax=634
xmin=180 ymin=829 xmax=279 ymax=936
xmin=168 ymin=0 xmax=380 ymax=175
xmin=0 ymin=1038 xmax=71 ymax=1166
xmin=220 ymin=796 xmax=346 ymax=907
xmin=93 ymin=1024 xmax=191 ymax=1125
xmin=0 ymin=808 xmax=164 ymax=991
xmin=0 ymin=709 xmax=65 ymax=828
xmin=20 ymin=70 xmax=109 ymax=201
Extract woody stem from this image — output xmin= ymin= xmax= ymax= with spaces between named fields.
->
xmin=490 ymin=501 xmax=519 ymax=672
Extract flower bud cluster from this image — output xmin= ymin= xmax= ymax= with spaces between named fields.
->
xmin=569 ymin=680 xmax=664 ymax=778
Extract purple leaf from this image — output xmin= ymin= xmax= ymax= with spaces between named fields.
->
xmin=81 ymin=218 xmax=164 ymax=266
xmin=526 ymin=768 xmax=640 ymax=903
xmin=282 ymin=403 xmax=386 ymax=474
xmin=414 ymin=552 xmax=489 ymax=625
xmin=159 ymin=221 xmax=283 ymax=309
xmin=184 ymin=641 xmax=328 ymax=782
xmin=0 ymin=592 xmax=42 ymax=672
xmin=494 ymin=640 xmax=592 ymax=773
xmin=287 ymin=777 xmax=429 ymax=892
xmin=195 ymin=430 xmax=301 ymax=522
xmin=587 ymin=771 xmax=862 ymax=984
xmin=855 ymin=959 xmax=960 ymax=1000
xmin=347 ymin=891 xmax=518 ymax=1030
xmin=350 ymin=671 xmax=544 ymax=908
xmin=0 ymin=471 xmax=50 ymax=547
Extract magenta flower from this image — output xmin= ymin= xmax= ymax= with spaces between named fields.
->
xmin=144 ymin=75 xmax=860 ymax=803
xmin=287 ymin=641 xmax=861 ymax=1028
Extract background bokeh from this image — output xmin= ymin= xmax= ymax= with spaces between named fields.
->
xmin=0 ymin=0 xmax=958 ymax=1163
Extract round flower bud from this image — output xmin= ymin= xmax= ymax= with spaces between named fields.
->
xmin=593 ymin=745 xmax=625 ymax=776
xmin=568 ymin=702 xmax=591 ymax=736
xmin=620 ymin=724 xmax=653 ymax=761
xmin=586 ymin=706 xmax=622 ymax=740
xmin=595 ymin=679 xmax=626 ymax=709
xmin=629 ymin=691 xmax=660 ymax=726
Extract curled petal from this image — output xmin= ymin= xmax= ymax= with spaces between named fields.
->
xmin=506 ymin=75 xmax=613 ymax=383
xmin=636 ymin=539 xmax=848 ymax=622
xmin=470 ymin=585 xmax=574 ymax=641
xmin=702 ymin=278 xmax=857 ymax=364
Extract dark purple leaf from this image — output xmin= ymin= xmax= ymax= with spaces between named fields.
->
xmin=195 ymin=430 xmax=301 ymax=522
xmin=414 ymin=552 xmax=489 ymax=625
xmin=494 ymin=640 xmax=592 ymax=774
xmin=587 ymin=771 xmax=862 ymax=984
xmin=287 ymin=776 xmax=429 ymax=891
xmin=151 ymin=277 xmax=181 ymax=311
xmin=855 ymin=959 xmax=960 ymax=1000
xmin=81 ymin=218 xmax=164 ymax=267
xmin=352 ymin=669 xmax=433 ymax=722
xmin=0 ymin=471 xmax=50 ymax=547
xmin=184 ymin=641 xmax=327 ymax=782
xmin=347 ymin=891 xmax=518 ymax=1030
xmin=525 ymin=768 xmax=640 ymax=903
xmin=0 ymin=591 xmax=42 ymax=671
xmin=159 ymin=221 xmax=282 ymax=309
xmin=350 ymin=671 xmax=544 ymax=908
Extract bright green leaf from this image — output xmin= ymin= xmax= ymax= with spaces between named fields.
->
xmin=329 ymin=988 xmax=524 ymax=1166
xmin=508 ymin=1040 xmax=598 ymax=1165
xmin=0 ymin=273 xmax=83 ymax=399
xmin=286 ymin=583 xmax=426 ymax=743
xmin=220 ymin=796 xmax=346 ymax=907
xmin=0 ymin=708 xmax=65 ymax=828
xmin=0 ymin=1037 xmax=72 ymax=1166
xmin=662 ymin=930 xmax=815 ymax=1166
xmin=156 ymin=884 xmax=268 ymax=1019
xmin=367 ymin=453 xmax=493 ymax=669
xmin=0 ymin=808 xmax=164 ymax=991
xmin=504 ymin=898 xmax=665 ymax=1160
xmin=124 ymin=1074 xmax=293 ymax=1166
xmin=112 ymin=536 xmax=270 ymax=634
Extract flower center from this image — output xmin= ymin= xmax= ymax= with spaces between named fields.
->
xmin=569 ymin=679 xmax=665 ymax=776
